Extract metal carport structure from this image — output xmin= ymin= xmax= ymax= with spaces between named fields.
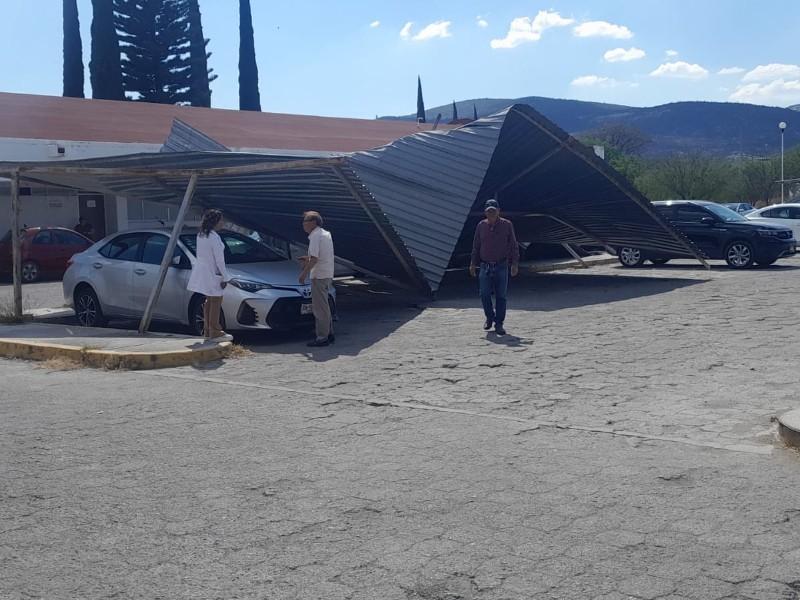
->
xmin=1 ymin=103 xmax=705 ymax=332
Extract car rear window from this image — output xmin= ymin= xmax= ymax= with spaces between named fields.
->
xmin=99 ymin=233 xmax=145 ymax=261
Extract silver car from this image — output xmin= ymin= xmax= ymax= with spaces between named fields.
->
xmin=63 ymin=229 xmax=335 ymax=335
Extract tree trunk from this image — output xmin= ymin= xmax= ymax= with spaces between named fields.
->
xmin=90 ymin=0 xmax=124 ymax=100
xmin=63 ymin=0 xmax=85 ymax=98
xmin=238 ymin=0 xmax=261 ymax=111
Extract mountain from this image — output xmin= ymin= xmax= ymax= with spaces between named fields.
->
xmin=789 ymin=104 xmax=800 ymax=112
xmin=381 ymin=97 xmax=800 ymax=157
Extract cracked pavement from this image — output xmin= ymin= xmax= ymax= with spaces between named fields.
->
xmin=2 ymin=259 xmax=800 ymax=599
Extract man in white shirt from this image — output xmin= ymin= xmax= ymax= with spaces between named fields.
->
xmin=298 ymin=211 xmax=335 ymax=347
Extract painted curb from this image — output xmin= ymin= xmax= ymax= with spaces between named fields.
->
xmin=778 ymin=409 xmax=800 ymax=449
xmin=0 ymin=338 xmax=232 ymax=370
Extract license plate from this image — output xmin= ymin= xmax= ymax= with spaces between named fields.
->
xmin=301 ymin=303 xmax=313 ymax=315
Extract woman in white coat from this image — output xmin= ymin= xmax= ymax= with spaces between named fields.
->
xmin=187 ymin=209 xmax=232 ymax=341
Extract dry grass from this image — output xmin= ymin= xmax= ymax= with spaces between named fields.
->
xmin=226 ymin=343 xmax=253 ymax=359
xmin=37 ymin=357 xmax=84 ymax=371
xmin=0 ymin=295 xmax=29 ymax=324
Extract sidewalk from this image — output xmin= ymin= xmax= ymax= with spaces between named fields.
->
xmin=0 ymin=322 xmax=230 ymax=369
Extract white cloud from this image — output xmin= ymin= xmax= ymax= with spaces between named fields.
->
xmin=729 ymin=79 xmax=800 ymax=106
xmin=573 ymin=20 xmax=633 ymax=39
xmin=400 ymin=22 xmax=413 ymax=39
xmin=718 ymin=66 xmax=745 ymax=76
xmin=742 ymin=63 xmax=800 ymax=83
xmin=490 ymin=10 xmax=574 ymax=49
xmin=603 ymin=47 xmax=646 ymax=63
xmin=477 ymin=16 xmax=489 ymax=28
xmin=412 ymin=20 xmax=452 ymax=41
xmin=666 ymin=49 xmax=679 ymax=57
xmin=571 ymin=75 xmax=618 ymax=87
xmin=650 ymin=61 xmax=709 ymax=79
xmin=370 ymin=20 xmax=381 ymax=29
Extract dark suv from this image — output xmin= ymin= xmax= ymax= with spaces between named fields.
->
xmin=617 ymin=200 xmax=796 ymax=268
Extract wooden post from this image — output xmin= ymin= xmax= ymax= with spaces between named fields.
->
xmin=138 ymin=174 xmax=198 ymax=334
xmin=10 ymin=170 xmax=22 ymax=320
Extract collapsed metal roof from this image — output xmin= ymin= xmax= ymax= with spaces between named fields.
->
xmin=0 ymin=103 xmax=703 ymax=294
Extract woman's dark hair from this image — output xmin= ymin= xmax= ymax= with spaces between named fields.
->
xmin=200 ymin=209 xmax=223 ymax=236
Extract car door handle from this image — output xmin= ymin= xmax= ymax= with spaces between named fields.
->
xmin=93 ymin=262 xmax=103 ymax=269
xmin=134 ymin=268 xmax=146 ymax=275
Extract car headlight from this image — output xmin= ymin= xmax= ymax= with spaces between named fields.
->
xmin=756 ymin=229 xmax=781 ymax=237
xmin=228 ymin=279 xmax=274 ymax=292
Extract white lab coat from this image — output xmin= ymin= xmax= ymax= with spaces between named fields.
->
xmin=187 ymin=230 xmax=229 ymax=297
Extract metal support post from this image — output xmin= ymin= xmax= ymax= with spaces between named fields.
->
xmin=138 ymin=174 xmax=198 ymax=334
xmin=10 ymin=170 xmax=22 ymax=320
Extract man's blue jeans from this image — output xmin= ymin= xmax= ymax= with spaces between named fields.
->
xmin=479 ymin=262 xmax=509 ymax=325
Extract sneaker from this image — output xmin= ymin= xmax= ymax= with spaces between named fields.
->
xmin=212 ymin=333 xmax=234 ymax=342
xmin=494 ymin=324 xmax=506 ymax=336
xmin=307 ymin=338 xmax=330 ymax=347
xmin=483 ymin=319 xmax=493 ymax=331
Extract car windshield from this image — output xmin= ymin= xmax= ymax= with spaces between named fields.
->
xmin=704 ymin=203 xmax=746 ymax=222
xmin=180 ymin=231 xmax=285 ymax=264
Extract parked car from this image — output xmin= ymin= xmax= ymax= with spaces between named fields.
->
xmin=721 ymin=202 xmax=755 ymax=215
xmin=63 ymin=228 xmax=336 ymax=335
xmin=0 ymin=226 xmax=92 ymax=283
xmin=616 ymin=200 xmax=796 ymax=269
xmin=745 ymin=203 xmax=800 ymax=240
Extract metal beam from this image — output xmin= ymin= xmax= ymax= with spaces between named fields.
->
xmin=2 ymin=156 xmax=345 ymax=180
xmin=10 ymin=170 xmax=22 ymax=320
xmin=138 ymin=174 xmax=198 ymax=334
xmin=330 ymin=165 xmax=428 ymax=292
xmin=497 ymin=146 xmax=563 ymax=193
xmin=510 ymin=107 xmax=710 ymax=270
xmin=561 ymin=243 xmax=588 ymax=268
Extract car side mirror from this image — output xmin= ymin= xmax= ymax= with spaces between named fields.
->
xmin=701 ymin=216 xmax=716 ymax=226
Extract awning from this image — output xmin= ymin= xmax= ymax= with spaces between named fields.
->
xmin=0 ymin=104 xmax=705 ymax=295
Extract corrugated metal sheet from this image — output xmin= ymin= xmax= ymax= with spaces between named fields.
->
xmin=161 ymin=119 xmax=230 ymax=153
xmin=0 ymin=104 xmax=705 ymax=294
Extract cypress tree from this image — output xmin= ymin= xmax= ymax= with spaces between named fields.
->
xmin=451 ymin=100 xmax=458 ymax=121
xmin=416 ymin=76 xmax=426 ymax=123
xmin=89 ymin=0 xmax=124 ymax=100
xmin=115 ymin=0 xmax=192 ymax=104
xmin=239 ymin=0 xmax=261 ymax=111
xmin=473 ymin=104 xmax=478 ymax=121
xmin=63 ymin=0 xmax=85 ymax=98
xmin=187 ymin=0 xmax=216 ymax=107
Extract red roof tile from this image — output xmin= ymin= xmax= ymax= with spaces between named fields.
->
xmin=0 ymin=92 xmax=439 ymax=152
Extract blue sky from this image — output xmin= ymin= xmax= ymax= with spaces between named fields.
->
xmin=1 ymin=1 xmax=799 ymax=118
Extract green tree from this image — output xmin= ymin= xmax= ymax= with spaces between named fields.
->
xmin=90 ymin=0 xmax=124 ymax=100
xmin=115 ymin=0 xmax=192 ymax=104
xmin=738 ymin=158 xmax=780 ymax=206
xmin=451 ymin=100 xmax=458 ymax=121
xmin=63 ymin=0 xmax=85 ymax=98
xmin=638 ymin=154 xmax=726 ymax=200
xmin=416 ymin=76 xmax=425 ymax=123
xmin=239 ymin=0 xmax=261 ymax=111
xmin=187 ymin=0 xmax=216 ymax=107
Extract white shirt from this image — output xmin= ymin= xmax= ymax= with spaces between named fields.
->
xmin=308 ymin=227 xmax=334 ymax=280
xmin=187 ymin=230 xmax=229 ymax=297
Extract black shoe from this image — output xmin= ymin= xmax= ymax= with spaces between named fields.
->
xmin=483 ymin=319 xmax=493 ymax=331
xmin=307 ymin=338 xmax=330 ymax=347
xmin=495 ymin=324 xmax=506 ymax=335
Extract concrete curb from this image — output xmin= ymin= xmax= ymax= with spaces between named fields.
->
xmin=778 ymin=409 xmax=800 ymax=449
xmin=0 ymin=338 xmax=232 ymax=370
xmin=527 ymin=256 xmax=618 ymax=273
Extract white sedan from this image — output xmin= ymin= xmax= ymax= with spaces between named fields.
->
xmin=63 ymin=229 xmax=335 ymax=335
xmin=746 ymin=203 xmax=800 ymax=240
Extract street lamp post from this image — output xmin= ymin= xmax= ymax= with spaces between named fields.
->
xmin=779 ymin=121 xmax=787 ymax=203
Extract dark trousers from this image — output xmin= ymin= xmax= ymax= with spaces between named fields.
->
xmin=479 ymin=262 xmax=509 ymax=325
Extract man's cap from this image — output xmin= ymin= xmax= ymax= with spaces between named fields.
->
xmin=484 ymin=199 xmax=500 ymax=211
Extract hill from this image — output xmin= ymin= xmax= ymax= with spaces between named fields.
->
xmin=382 ymin=97 xmax=800 ymax=157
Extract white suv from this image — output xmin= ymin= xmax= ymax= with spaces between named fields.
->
xmin=63 ymin=229 xmax=335 ymax=335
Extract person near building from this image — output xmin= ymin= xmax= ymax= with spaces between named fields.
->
xmin=469 ymin=199 xmax=520 ymax=336
xmin=74 ymin=217 xmax=94 ymax=240
xmin=187 ymin=209 xmax=232 ymax=341
xmin=298 ymin=211 xmax=335 ymax=347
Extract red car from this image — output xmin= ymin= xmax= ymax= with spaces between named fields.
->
xmin=0 ymin=227 xmax=93 ymax=283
